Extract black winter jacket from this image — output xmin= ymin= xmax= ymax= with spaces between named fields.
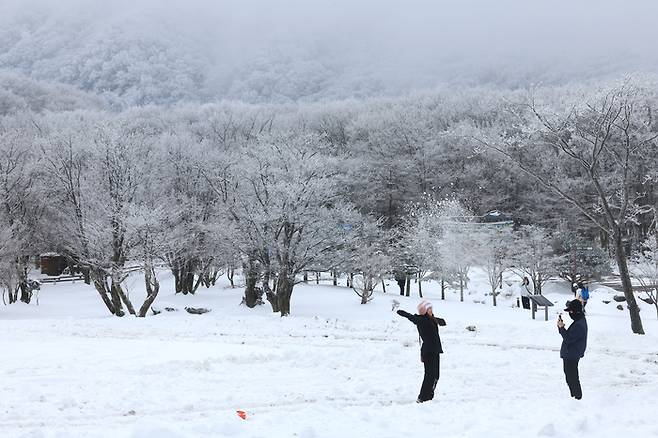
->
xmin=397 ymin=310 xmax=446 ymax=355
xmin=559 ymin=314 xmax=587 ymax=359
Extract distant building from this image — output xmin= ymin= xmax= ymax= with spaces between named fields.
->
xmin=40 ymin=253 xmax=67 ymax=276
xmin=481 ymin=210 xmax=514 ymax=226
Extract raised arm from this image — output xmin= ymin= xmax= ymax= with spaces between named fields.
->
xmin=397 ymin=310 xmax=420 ymax=324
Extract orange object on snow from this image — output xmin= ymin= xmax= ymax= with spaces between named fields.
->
xmin=237 ymin=410 xmax=247 ymax=420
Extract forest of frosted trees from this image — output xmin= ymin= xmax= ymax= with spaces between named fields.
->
xmin=1 ymin=75 xmax=658 ymax=335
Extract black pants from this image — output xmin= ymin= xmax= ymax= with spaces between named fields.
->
xmin=419 ymin=354 xmax=440 ymax=401
xmin=521 ymin=296 xmax=531 ymax=309
xmin=563 ymin=358 xmax=582 ymax=399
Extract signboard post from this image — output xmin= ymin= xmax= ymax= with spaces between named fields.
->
xmin=528 ymin=295 xmax=554 ymax=321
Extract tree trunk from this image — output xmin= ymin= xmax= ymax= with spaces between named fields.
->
xmin=169 ymin=255 xmax=183 ymax=294
xmin=92 ymin=270 xmax=124 ymax=317
xmin=266 ymin=288 xmax=280 ymax=313
xmin=181 ymin=259 xmax=202 ymax=295
xmin=171 ymin=257 xmax=200 ymax=295
xmin=19 ymin=281 xmax=32 ymax=304
xmin=360 ymin=277 xmax=374 ymax=304
xmin=227 ymin=268 xmax=235 ymax=288
xmin=332 ymin=271 xmax=337 ymax=286
xmin=418 ymin=272 xmax=423 ymax=298
xmin=202 ymin=262 xmax=219 ymax=288
xmin=108 ymin=279 xmax=125 ymax=317
xmin=395 ymin=271 xmax=405 ymax=295
xmin=17 ymin=257 xmax=32 ymax=304
xmin=138 ymin=265 xmax=160 ymax=317
xmin=441 ymin=278 xmax=446 ymax=300
xmin=92 ymin=279 xmax=115 ymax=315
xmin=277 ymin=274 xmax=294 ymax=316
xmin=243 ymin=256 xmax=260 ymax=308
xmin=114 ymin=274 xmax=135 ymax=316
xmin=459 ymin=275 xmax=464 ymax=302
xmin=172 ymin=268 xmax=182 ymax=293
xmin=261 ymin=276 xmax=272 ymax=306
xmin=182 ymin=270 xmax=192 ymax=294
xmin=405 ymin=274 xmax=410 ymax=297
xmin=262 ymin=268 xmax=271 ymax=293
xmin=8 ymin=286 xmax=18 ymax=304
xmin=613 ymin=231 xmax=645 ymax=334
xmin=202 ymin=269 xmax=218 ymax=288
xmin=82 ymin=267 xmax=91 ymax=285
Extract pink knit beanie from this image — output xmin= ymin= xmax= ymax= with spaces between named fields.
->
xmin=417 ymin=300 xmax=433 ymax=315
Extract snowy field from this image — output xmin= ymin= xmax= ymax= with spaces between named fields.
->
xmin=2 ymin=271 xmax=658 ymax=438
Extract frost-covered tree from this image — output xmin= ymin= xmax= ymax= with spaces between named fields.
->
xmin=0 ymin=115 xmax=46 ymax=304
xmin=475 ymin=226 xmax=514 ymax=306
xmin=437 ymin=201 xmax=480 ymax=302
xmin=205 ymin=133 xmax=355 ymax=315
xmin=343 ymin=99 xmax=450 ymax=229
xmin=40 ymin=113 xmax=158 ymax=316
xmin=629 ymin=236 xmax=658 ymax=319
xmin=480 ymin=81 xmax=657 ymax=334
xmin=553 ymin=225 xmax=611 ymax=290
xmin=508 ymin=225 xmax=563 ymax=295
xmin=401 ymin=198 xmax=449 ymax=298
xmin=399 ymin=197 xmax=478 ymax=302
xmin=0 ymin=10 xmax=209 ymax=106
xmin=125 ymin=205 xmax=165 ymax=317
xmin=200 ymin=140 xmax=268 ymax=308
xmin=156 ymin=130 xmax=222 ymax=295
xmin=344 ymin=217 xmax=391 ymax=304
xmin=0 ymin=72 xmax=102 ymax=115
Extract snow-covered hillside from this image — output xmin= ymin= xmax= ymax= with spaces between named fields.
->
xmin=2 ymin=271 xmax=657 ymax=438
xmin=2 ymin=1 xmax=658 ymax=105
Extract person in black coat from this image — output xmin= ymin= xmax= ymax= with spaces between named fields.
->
xmin=397 ymin=299 xmax=446 ymax=403
xmin=557 ymin=299 xmax=588 ymax=400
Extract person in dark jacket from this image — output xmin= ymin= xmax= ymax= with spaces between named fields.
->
xmin=557 ymin=299 xmax=588 ymax=400
xmin=397 ymin=299 xmax=446 ymax=403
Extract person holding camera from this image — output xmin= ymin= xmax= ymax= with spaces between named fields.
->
xmin=397 ymin=300 xmax=447 ymax=403
xmin=557 ymin=300 xmax=588 ymax=400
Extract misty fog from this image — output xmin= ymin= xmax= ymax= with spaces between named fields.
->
xmin=1 ymin=0 xmax=657 ymax=105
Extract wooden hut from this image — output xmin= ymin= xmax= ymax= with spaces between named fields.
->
xmin=40 ymin=253 xmax=67 ymax=276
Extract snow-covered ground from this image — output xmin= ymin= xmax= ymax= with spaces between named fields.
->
xmin=2 ymin=270 xmax=658 ymax=438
